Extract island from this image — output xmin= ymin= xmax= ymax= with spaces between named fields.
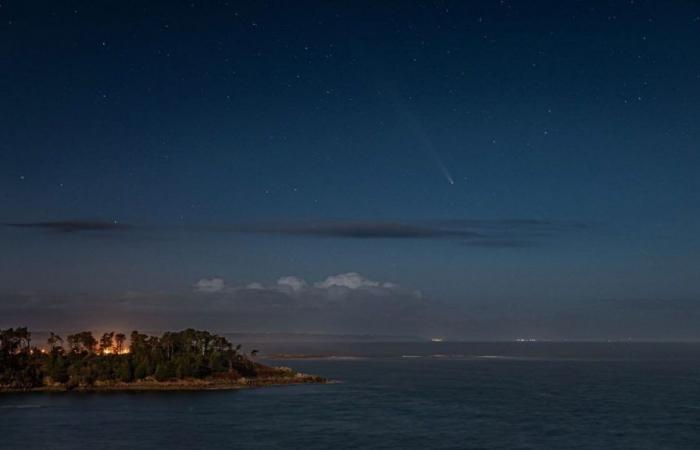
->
xmin=0 ymin=327 xmax=325 ymax=392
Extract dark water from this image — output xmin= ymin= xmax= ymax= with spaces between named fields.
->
xmin=2 ymin=343 xmax=700 ymax=449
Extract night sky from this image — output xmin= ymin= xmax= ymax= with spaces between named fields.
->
xmin=2 ymin=1 xmax=699 ymax=339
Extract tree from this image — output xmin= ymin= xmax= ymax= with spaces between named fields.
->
xmin=1 ymin=327 xmax=277 ymax=390
xmin=45 ymin=353 xmax=69 ymax=383
xmin=81 ymin=332 xmax=97 ymax=354
xmin=47 ymin=332 xmax=63 ymax=353
xmin=133 ymin=361 xmax=149 ymax=380
xmin=67 ymin=331 xmax=97 ymax=354
xmin=114 ymin=333 xmax=126 ymax=355
xmin=15 ymin=327 xmax=31 ymax=352
xmin=115 ymin=358 xmax=132 ymax=382
xmin=129 ymin=331 xmax=148 ymax=353
xmin=154 ymin=363 xmax=174 ymax=381
xmin=0 ymin=327 xmax=43 ymax=389
xmin=0 ymin=328 xmax=22 ymax=355
xmin=99 ymin=332 xmax=114 ymax=355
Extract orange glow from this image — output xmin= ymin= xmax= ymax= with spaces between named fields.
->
xmin=100 ymin=347 xmax=130 ymax=355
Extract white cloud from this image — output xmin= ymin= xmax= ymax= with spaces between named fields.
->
xmin=314 ymin=272 xmax=392 ymax=290
xmin=193 ymin=273 xmax=400 ymax=297
xmin=276 ymin=276 xmax=307 ymax=292
xmin=194 ymin=277 xmax=226 ymax=293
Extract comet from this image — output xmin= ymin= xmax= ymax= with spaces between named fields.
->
xmin=400 ymin=109 xmax=456 ymax=186
xmin=435 ymin=154 xmax=455 ymax=185
xmin=416 ymin=121 xmax=455 ymax=186
xmin=386 ymin=87 xmax=456 ymax=186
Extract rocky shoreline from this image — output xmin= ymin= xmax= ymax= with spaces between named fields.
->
xmin=1 ymin=373 xmax=327 ymax=393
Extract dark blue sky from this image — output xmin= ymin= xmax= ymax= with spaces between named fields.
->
xmin=2 ymin=1 xmax=699 ymax=339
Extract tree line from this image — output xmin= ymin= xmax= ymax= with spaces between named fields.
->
xmin=0 ymin=327 xmax=260 ymax=389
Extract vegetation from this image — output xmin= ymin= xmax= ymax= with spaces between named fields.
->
xmin=0 ymin=327 xmax=320 ymax=391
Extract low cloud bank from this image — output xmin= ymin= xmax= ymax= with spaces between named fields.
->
xmin=193 ymin=272 xmax=415 ymax=299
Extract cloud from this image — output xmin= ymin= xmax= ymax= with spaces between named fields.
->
xmin=209 ymin=219 xmax=589 ymax=246
xmin=315 ymin=272 xmax=385 ymax=290
xmin=193 ymin=272 xmax=410 ymax=308
xmin=3 ymin=220 xmax=132 ymax=234
xmin=217 ymin=221 xmax=479 ymax=239
xmin=193 ymin=272 xmax=405 ymax=300
xmin=276 ymin=276 xmax=307 ymax=292
xmin=3 ymin=217 xmax=590 ymax=248
xmin=194 ymin=278 xmax=226 ymax=293
xmin=223 ymin=221 xmax=480 ymax=239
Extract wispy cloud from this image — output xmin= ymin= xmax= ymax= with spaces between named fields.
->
xmin=214 ymin=221 xmax=481 ymax=239
xmin=3 ymin=220 xmax=132 ymax=234
xmin=2 ymin=217 xmax=589 ymax=247
xmin=209 ymin=219 xmax=588 ymax=246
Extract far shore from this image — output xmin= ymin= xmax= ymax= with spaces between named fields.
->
xmin=263 ymin=354 xmax=366 ymax=360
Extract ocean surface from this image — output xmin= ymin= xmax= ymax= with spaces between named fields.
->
xmin=2 ymin=342 xmax=700 ymax=449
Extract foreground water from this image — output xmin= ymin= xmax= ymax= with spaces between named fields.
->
xmin=2 ymin=343 xmax=700 ymax=449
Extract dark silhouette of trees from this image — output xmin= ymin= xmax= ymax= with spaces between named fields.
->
xmin=114 ymin=333 xmax=126 ymax=355
xmin=0 ymin=327 xmax=41 ymax=388
xmin=0 ymin=327 xmax=277 ymax=390
xmin=99 ymin=332 xmax=115 ymax=355
xmin=47 ymin=332 xmax=63 ymax=353
xmin=67 ymin=332 xmax=97 ymax=354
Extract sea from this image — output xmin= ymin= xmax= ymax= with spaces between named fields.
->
xmin=2 ymin=342 xmax=700 ymax=449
